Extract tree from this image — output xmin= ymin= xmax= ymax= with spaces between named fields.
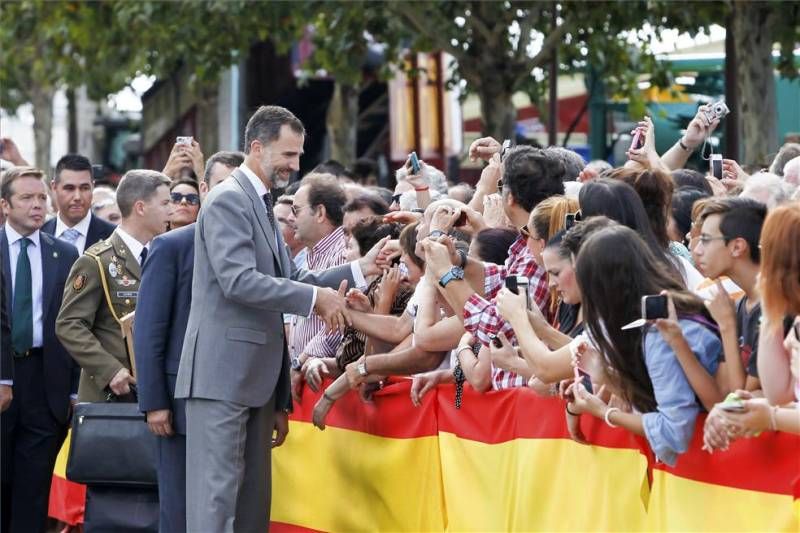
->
xmin=387 ymin=1 xmax=681 ymax=141
xmin=295 ymin=2 xmax=412 ymax=166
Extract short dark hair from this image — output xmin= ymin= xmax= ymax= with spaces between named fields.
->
xmin=313 ymin=159 xmax=353 ymax=180
xmin=1 ymin=166 xmax=45 ymax=202
xmin=300 ymin=173 xmax=347 ymax=226
xmin=502 ymin=146 xmax=566 ymax=212
xmin=243 ymin=105 xmax=305 ymax=155
xmin=352 ymin=158 xmax=377 ymax=183
xmin=344 ymin=194 xmax=389 ymax=216
xmin=671 ymin=168 xmax=712 ymax=195
xmin=474 ymin=228 xmax=518 ymax=264
xmin=116 ymin=169 xmax=171 ymax=218
xmin=671 ymin=187 xmax=709 ymax=245
xmin=54 ymin=154 xmax=92 ymax=183
xmin=350 ymin=216 xmax=402 ymax=257
xmin=545 ymin=146 xmax=585 ymax=181
xmin=170 ymin=179 xmax=200 ymax=193
xmin=204 ymin=151 xmax=244 ymax=184
xmin=558 ymin=215 xmax=619 ymax=260
xmin=699 ymin=197 xmax=768 ymax=263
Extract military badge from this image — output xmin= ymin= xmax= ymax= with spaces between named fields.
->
xmin=73 ymin=274 xmax=87 ymax=292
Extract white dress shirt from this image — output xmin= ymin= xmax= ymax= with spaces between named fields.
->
xmin=5 ymin=224 xmax=44 ymax=349
xmin=114 ymin=227 xmax=148 ymax=265
xmin=54 ymin=211 xmax=92 ymax=254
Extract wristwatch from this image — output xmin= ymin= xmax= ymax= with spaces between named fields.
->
xmin=429 ymin=230 xmax=447 ymax=239
xmin=357 ymin=359 xmax=368 ymax=377
xmin=290 ymin=356 xmax=302 ymax=372
xmin=438 ymin=266 xmax=465 ymax=288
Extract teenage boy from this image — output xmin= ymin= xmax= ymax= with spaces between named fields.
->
xmin=694 ymin=197 xmax=767 ymax=392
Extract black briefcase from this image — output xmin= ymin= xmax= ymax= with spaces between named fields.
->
xmin=66 ymin=400 xmax=158 ymax=487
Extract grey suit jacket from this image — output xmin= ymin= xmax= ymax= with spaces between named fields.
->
xmin=175 ymin=168 xmax=355 ymax=408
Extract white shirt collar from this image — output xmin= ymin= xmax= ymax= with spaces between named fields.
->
xmin=55 ymin=210 xmax=92 ymax=238
xmin=114 ymin=227 xmax=147 ymax=265
xmin=238 ymin=163 xmax=268 ymax=198
xmin=5 ymin=223 xmax=40 ymax=248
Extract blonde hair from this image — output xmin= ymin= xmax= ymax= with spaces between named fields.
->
xmin=530 ymin=195 xmax=579 ymax=241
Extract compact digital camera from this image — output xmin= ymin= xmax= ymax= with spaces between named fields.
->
xmin=703 ymin=100 xmax=730 ymax=123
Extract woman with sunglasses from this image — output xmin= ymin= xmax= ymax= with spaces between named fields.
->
xmin=168 ymin=179 xmax=201 ymax=229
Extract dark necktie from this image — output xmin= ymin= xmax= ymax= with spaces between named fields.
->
xmin=140 ymin=247 xmax=148 ymax=265
xmin=11 ymin=237 xmax=33 ymax=354
xmin=262 ymin=192 xmax=276 ymax=230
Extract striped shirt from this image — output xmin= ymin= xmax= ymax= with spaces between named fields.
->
xmin=462 ymin=235 xmax=549 ymax=390
xmin=289 ymin=226 xmax=349 ymax=358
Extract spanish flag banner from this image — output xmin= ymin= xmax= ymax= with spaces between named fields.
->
xmin=51 ymin=380 xmax=800 ymax=531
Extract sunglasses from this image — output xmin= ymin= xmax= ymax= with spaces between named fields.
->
xmin=171 ymin=192 xmax=200 ymax=206
xmin=291 ymin=204 xmax=314 ymax=216
xmin=391 ymin=193 xmax=402 ymax=204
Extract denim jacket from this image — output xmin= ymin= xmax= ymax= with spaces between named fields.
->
xmin=641 ymin=319 xmax=722 ymax=466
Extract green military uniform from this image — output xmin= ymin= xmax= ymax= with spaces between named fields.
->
xmin=56 ymin=231 xmax=141 ymax=402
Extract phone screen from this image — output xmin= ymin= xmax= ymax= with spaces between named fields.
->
xmin=711 ymin=156 xmax=723 ymax=179
xmin=565 ymin=213 xmax=577 ymax=230
xmin=504 ymin=276 xmax=519 ymax=294
xmin=409 ymin=152 xmax=421 ymax=174
xmin=642 ymin=295 xmax=668 ymax=320
xmin=576 ymin=368 xmax=593 ymax=394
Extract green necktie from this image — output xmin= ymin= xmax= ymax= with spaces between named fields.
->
xmin=11 ymin=237 xmax=33 ymax=354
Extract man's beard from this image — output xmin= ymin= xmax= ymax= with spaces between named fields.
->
xmin=270 ymin=168 xmax=292 ymax=189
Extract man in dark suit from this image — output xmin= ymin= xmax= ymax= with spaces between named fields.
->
xmin=41 ymin=154 xmax=116 ymax=254
xmin=134 ymin=150 xmax=243 ymax=533
xmin=0 ymin=166 xmax=80 ymax=533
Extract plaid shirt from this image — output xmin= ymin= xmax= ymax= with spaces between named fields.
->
xmin=290 ymin=226 xmax=348 ymax=358
xmin=462 ymin=235 xmax=548 ymax=390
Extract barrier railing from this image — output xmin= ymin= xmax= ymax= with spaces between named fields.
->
xmin=51 ymin=379 xmax=800 ymax=531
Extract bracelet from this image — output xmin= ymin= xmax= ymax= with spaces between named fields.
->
xmin=678 ymin=138 xmax=693 ymax=152
xmin=457 ymin=249 xmax=467 ymax=269
xmin=565 ymin=404 xmax=579 ymax=416
xmin=769 ymin=406 xmax=779 ymax=431
xmin=429 ymin=230 xmax=447 ymax=239
xmin=604 ymin=407 xmax=620 ymax=427
xmin=414 ymin=186 xmax=430 ymax=192
xmin=455 ymin=345 xmax=473 ymax=360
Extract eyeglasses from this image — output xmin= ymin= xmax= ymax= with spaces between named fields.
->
xmin=391 ymin=193 xmax=402 ymax=205
xmin=170 ymin=192 xmax=200 ymax=206
xmin=697 ymin=234 xmax=728 ymax=246
xmin=291 ymin=204 xmax=313 ymax=216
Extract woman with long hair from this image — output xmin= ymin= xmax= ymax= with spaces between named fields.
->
xmin=567 ymin=225 xmax=722 ymax=466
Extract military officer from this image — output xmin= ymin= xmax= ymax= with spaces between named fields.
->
xmin=57 ymin=169 xmax=171 ymax=401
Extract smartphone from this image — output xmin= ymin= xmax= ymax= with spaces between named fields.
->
xmin=409 ymin=151 xmax=421 ymax=174
xmin=630 ymin=128 xmax=643 ymax=151
xmin=489 ymin=334 xmax=503 ymax=348
xmin=641 ymin=295 xmax=668 ymax=320
xmin=505 ymin=276 xmax=531 ymax=310
xmin=575 ymin=367 xmax=594 ymax=394
xmin=500 ymin=139 xmax=512 ymax=161
xmin=710 ymin=154 xmax=723 ymax=180
xmin=177 ymin=136 xmax=194 ymax=146
xmin=91 ymin=164 xmax=104 ymax=181
xmin=455 ymin=210 xmax=468 ymax=227
xmin=719 ymin=393 xmax=746 ymax=412
xmin=565 ymin=213 xmax=577 ymax=230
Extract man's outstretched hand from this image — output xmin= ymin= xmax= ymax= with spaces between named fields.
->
xmin=314 ymin=280 xmax=350 ymax=333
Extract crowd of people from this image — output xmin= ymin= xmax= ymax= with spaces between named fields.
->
xmin=0 ymin=101 xmax=799 ymax=533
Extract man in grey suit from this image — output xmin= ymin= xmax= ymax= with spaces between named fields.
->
xmin=175 ymin=106 xmax=383 ymax=532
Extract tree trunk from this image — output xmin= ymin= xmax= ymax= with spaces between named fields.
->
xmin=196 ymin=84 xmax=220 ymax=155
xmin=30 ymin=85 xmax=55 ymax=172
xmin=733 ymin=4 xmax=778 ymax=167
xmin=477 ymin=80 xmax=516 ymax=142
xmin=326 ymin=82 xmax=359 ymax=167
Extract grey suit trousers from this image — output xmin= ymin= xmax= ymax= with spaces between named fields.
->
xmin=185 ymin=394 xmax=276 ymax=533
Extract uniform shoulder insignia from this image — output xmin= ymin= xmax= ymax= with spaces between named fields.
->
xmin=85 ymin=238 xmax=113 ymax=257
xmin=72 ymin=274 xmax=87 ymax=292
